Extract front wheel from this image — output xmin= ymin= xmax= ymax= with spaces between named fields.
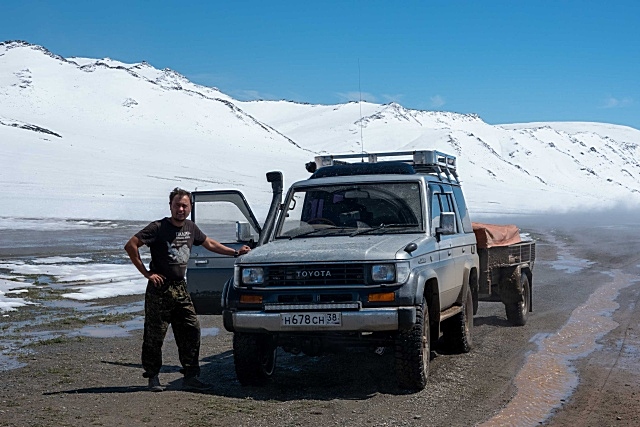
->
xmin=506 ymin=273 xmax=530 ymax=326
xmin=395 ymin=298 xmax=430 ymax=390
xmin=233 ymin=333 xmax=277 ymax=386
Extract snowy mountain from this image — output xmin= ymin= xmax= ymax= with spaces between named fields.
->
xmin=1 ymin=40 xmax=639 ymax=221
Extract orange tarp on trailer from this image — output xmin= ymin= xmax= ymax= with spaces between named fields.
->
xmin=472 ymin=222 xmax=521 ymax=249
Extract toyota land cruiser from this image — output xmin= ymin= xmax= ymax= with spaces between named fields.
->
xmin=187 ymin=150 xmax=481 ymax=390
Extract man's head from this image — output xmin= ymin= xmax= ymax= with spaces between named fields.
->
xmin=169 ymin=187 xmax=192 ymax=224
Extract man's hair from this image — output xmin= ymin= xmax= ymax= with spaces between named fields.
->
xmin=169 ymin=187 xmax=192 ymax=204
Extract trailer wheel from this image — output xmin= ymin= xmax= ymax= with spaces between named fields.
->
xmin=506 ymin=273 xmax=530 ymax=326
xmin=442 ymin=287 xmax=473 ymax=353
xmin=395 ymin=298 xmax=429 ymax=390
xmin=233 ymin=333 xmax=277 ymax=385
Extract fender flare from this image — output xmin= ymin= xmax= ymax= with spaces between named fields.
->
xmin=455 ymin=260 xmax=477 ymax=305
xmin=220 ymin=277 xmax=235 ymax=309
xmin=413 ymin=267 xmax=439 ymax=304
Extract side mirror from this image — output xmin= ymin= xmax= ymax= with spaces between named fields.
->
xmin=236 ymin=221 xmax=255 ymax=243
xmin=435 ymin=212 xmax=456 ymax=237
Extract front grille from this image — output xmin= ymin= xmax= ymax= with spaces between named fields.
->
xmin=264 ymin=302 xmax=361 ymax=311
xmin=266 ymin=263 xmax=366 ymax=286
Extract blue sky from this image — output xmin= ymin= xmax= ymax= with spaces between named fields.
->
xmin=2 ymin=1 xmax=639 ymax=129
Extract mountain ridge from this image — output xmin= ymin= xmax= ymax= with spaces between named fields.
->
xmin=1 ymin=40 xmax=639 ymax=220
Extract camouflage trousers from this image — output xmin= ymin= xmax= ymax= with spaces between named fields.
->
xmin=142 ymin=279 xmax=201 ymax=378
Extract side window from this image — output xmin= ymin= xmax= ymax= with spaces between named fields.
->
xmin=440 ymin=193 xmax=459 ymax=234
xmin=452 ymin=186 xmax=473 ymax=233
xmin=430 ymin=191 xmax=442 ymax=231
xmin=430 ymin=184 xmax=460 ymax=235
xmin=193 ymin=200 xmax=259 ymax=242
xmin=439 ymin=193 xmax=453 ymax=212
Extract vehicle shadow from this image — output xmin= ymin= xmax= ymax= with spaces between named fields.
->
xmin=473 ymin=315 xmax=513 ymax=327
xmin=44 ymin=348 xmax=417 ymax=399
xmin=196 ymin=348 xmax=413 ymax=400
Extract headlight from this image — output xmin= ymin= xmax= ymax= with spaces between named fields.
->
xmin=372 ymin=264 xmax=395 ymax=282
xmin=371 ymin=262 xmax=410 ymax=283
xmin=242 ymin=267 xmax=264 ymax=285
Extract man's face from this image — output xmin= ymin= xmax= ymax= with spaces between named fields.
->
xmin=170 ymin=195 xmax=191 ymax=222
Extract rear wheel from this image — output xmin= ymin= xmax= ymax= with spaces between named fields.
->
xmin=442 ymin=288 xmax=473 ymax=353
xmin=395 ymin=298 xmax=430 ymax=390
xmin=506 ymin=273 xmax=530 ymax=326
xmin=233 ymin=333 xmax=277 ymax=385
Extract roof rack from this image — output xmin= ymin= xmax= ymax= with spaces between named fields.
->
xmin=312 ymin=150 xmax=459 ymax=182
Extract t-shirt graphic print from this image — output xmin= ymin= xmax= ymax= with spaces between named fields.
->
xmin=135 ymin=218 xmax=206 ymax=281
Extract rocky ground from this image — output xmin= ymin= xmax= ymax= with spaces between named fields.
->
xmin=0 ymin=221 xmax=639 ymax=426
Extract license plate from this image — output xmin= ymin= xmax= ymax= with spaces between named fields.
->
xmin=280 ymin=312 xmax=342 ymax=327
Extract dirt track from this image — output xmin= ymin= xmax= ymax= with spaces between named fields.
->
xmin=1 ymin=220 xmax=639 ymax=426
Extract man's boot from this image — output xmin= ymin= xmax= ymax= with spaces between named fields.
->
xmin=148 ymin=375 xmax=164 ymax=392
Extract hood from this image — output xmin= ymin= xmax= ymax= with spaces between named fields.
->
xmin=239 ymin=234 xmax=427 ymax=264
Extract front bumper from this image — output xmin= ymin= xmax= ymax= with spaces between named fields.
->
xmin=223 ymin=306 xmax=417 ymax=333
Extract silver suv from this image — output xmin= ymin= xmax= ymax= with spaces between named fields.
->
xmin=187 ymin=150 xmax=479 ymax=390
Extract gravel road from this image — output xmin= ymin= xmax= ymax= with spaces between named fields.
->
xmin=0 ymin=218 xmax=638 ymax=427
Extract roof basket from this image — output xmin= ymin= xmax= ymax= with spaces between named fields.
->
xmin=311 ymin=150 xmax=459 ymax=182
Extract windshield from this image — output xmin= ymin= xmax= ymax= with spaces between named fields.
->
xmin=275 ymin=182 xmax=424 ymax=239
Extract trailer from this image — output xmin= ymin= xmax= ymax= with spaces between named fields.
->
xmin=473 ymin=222 xmax=536 ymax=326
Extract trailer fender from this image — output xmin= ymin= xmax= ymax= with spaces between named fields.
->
xmin=521 ymin=265 xmax=533 ymax=311
xmin=498 ymin=265 xmax=522 ymax=306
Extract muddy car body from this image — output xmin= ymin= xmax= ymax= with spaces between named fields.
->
xmin=187 ymin=150 xmax=486 ymax=389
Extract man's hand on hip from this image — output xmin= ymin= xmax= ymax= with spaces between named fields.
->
xmin=146 ymin=273 xmax=166 ymax=287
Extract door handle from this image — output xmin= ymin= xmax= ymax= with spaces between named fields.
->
xmin=448 ymin=250 xmax=452 ymax=256
xmin=195 ymin=260 xmax=209 ymax=265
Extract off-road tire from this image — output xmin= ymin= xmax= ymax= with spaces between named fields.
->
xmin=395 ymin=298 xmax=429 ymax=390
xmin=506 ymin=273 xmax=530 ymax=326
xmin=233 ymin=333 xmax=277 ymax=386
xmin=442 ymin=288 xmax=473 ymax=353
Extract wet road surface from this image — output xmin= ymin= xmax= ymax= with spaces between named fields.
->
xmin=0 ymin=218 xmax=639 ymax=426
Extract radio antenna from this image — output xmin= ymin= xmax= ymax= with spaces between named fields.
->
xmin=359 ymin=59 xmax=364 ymax=160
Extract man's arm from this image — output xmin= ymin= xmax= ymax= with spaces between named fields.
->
xmin=201 ymin=237 xmax=251 ymax=257
xmin=124 ymin=236 xmax=165 ymax=286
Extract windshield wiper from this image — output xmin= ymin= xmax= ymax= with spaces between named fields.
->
xmin=350 ymin=223 xmax=420 ymax=237
xmin=285 ymin=226 xmax=343 ymax=239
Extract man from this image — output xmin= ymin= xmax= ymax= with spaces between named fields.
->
xmin=125 ymin=187 xmax=250 ymax=392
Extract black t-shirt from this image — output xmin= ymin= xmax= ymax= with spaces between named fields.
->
xmin=135 ymin=218 xmax=206 ymax=281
